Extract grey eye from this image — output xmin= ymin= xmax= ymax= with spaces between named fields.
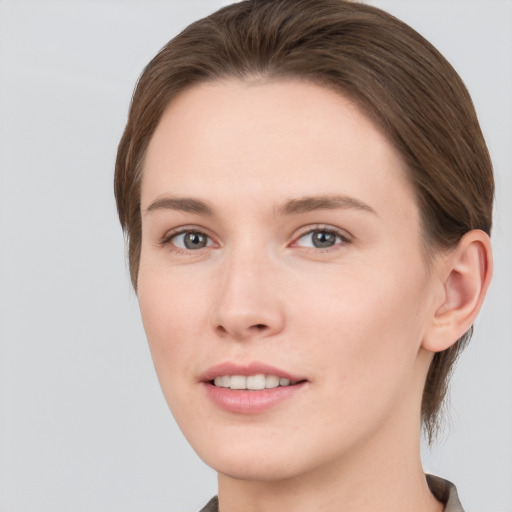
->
xmin=296 ymin=230 xmax=342 ymax=249
xmin=311 ymin=231 xmax=338 ymax=248
xmin=173 ymin=231 xmax=211 ymax=250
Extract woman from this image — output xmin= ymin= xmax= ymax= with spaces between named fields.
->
xmin=115 ymin=1 xmax=493 ymax=510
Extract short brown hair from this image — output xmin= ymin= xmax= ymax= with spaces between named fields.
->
xmin=114 ymin=0 xmax=494 ymax=440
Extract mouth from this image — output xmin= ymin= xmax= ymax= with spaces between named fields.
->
xmin=200 ymin=363 xmax=308 ymax=414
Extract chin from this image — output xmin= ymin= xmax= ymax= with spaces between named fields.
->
xmin=189 ymin=427 xmax=341 ymax=484
xmin=204 ymin=451 xmax=305 ymax=483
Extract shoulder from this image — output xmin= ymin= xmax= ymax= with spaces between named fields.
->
xmin=198 ymin=496 xmax=218 ymax=512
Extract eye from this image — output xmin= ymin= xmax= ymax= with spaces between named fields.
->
xmin=166 ymin=230 xmax=213 ymax=250
xmin=294 ymin=228 xmax=346 ymax=249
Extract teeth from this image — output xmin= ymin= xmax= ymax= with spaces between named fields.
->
xmin=230 ymin=375 xmax=246 ymax=390
xmin=212 ymin=374 xmax=297 ymax=390
xmin=214 ymin=376 xmax=230 ymax=388
xmin=265 ymin=375 xmax=279 ymax=388
xmin=247 ymin=374 xmax=266 ymax=390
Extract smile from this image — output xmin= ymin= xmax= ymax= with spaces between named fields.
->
xmin=202 ymin=363 xmax=308 ymax=414
xmin=213 ymin=374 xmax=297 ymax=390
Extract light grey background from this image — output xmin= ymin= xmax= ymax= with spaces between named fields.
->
xmin=0 ymin=1 xmax=510 ymax=511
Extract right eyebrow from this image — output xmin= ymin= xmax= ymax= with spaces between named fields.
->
xmin=275 ymin=194 xmax=377 ymax=217
xmin=143 ymin=196 xmax=214 ymax=216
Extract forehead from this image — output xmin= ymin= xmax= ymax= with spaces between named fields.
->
xmin=141 ymin=78 xmax=415 ymax=220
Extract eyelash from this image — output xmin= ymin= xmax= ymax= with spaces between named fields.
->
xmin=159 ymin=225 xmax=351 ymax=254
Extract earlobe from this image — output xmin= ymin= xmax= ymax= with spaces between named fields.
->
xmin=422 ymin=230 xmax=493 ymax=353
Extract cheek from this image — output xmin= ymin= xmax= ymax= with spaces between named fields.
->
xmin=292 ymin=261 xmax=430 ymax=383
xmin=282 ymin=267 xmax=431 ymax=453
xmin=137 ymin=264 xmax=210 ymax=382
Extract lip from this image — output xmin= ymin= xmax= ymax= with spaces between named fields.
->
xmin=200 ymin=361 xmax=308 ymax=415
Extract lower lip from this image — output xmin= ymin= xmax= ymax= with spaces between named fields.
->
xmin=203 ymin=382 xmax=306 ymax=414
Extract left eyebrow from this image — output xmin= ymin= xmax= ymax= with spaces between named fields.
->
xmin=143 ymin=196 xmax=214 ymax=216
xmin=274 ymin=195 xmax=377 ymax=216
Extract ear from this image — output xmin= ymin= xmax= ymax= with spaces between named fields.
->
xmin=422 ymin=230 xmax=493 ymax=353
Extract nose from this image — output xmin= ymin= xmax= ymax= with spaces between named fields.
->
xmin=211 ymin=250 xmax=285 ymax=341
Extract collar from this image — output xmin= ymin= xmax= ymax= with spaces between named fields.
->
xmin=199 ymin=475 xmax=465 ymax=512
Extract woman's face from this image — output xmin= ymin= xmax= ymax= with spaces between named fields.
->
xmin=138 ymin=79 xmax=439 ymax=481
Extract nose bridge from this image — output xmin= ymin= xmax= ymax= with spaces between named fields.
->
xmin=212 ymin=240 xmax=284 ymax=340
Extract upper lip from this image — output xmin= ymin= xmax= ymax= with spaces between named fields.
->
xmin=200 ymin=362 xmax=307 ymax=383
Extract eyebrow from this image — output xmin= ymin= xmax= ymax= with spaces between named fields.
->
xmin=144 ymin=197 xmax=213 ymax=216
xmin=143 ymin=194 xmax=377 ymax=217
xmin=275 ymin=195 xmax=377 ymax=216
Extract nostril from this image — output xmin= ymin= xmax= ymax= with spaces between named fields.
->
xmin=248 ymin=324 xmax=269 ymax=333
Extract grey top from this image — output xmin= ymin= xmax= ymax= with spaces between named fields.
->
xmin=426 ymin=475 xmax=465 ymax=512
xmin=199 ymin=475 xmax=464 ymax=512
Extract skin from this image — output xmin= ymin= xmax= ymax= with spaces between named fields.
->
xmin=137 ymin=79 xmax=490 ymax=512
